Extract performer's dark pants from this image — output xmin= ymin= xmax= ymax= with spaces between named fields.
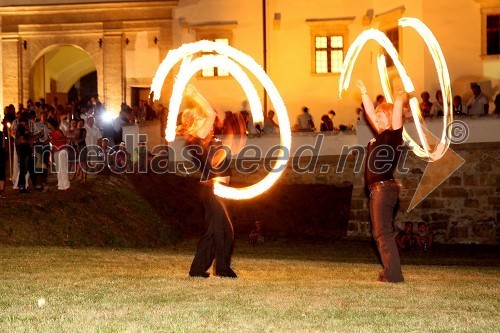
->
xmin=189 ymin=184 xmax=234 ymax=276
xmin=370 ymin=184 xmax=404 ymax=282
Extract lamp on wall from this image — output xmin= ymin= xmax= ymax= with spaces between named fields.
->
xmin=273 ymin=13 xmax=281 ymax=30
xmin=23 ymin=40 xmax=28 ymax=50
xmin=125 ymin=38 xmax=129 ymax=46
xmin=98 ymin=38 xmax=103 ymax=49
xmin=153 ymin=36 xmax=159 ymax=44
xmin=179 ymin=17 xmax=189 ymax=33
xmin=362 ymin=9 xmax=374 ymax=26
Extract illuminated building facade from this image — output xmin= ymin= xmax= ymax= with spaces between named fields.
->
xmin=0 ymin=0 xmax=498 ymax=125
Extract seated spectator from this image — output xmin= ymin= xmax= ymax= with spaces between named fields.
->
xmin=419 ymin=91 xmax=433 ymax=117
xmin=452 ymin=95 xmax=468 ymax=116
xmin=297 ymin=107 xmax=315 ymax=131
xmin=374 ymin=94 xmax=385 ymax=109
xmin=320 ymin=114 xmax=334 ymax=132
xmin=493 ymin=93 xmax=500 ymax=115
xmin=467 ymin=83 xmax=489 ymax=115
xmin=263 ymin=110 xmax=279 ymax=134
xmin=430 ymin=90 xmax=444 ymax=117
xmin=414 ymin=222 xmax=434 ymax=252
xmin=249 ymin=220 xmax=265 ymax=246
xmin=395 ymin=222 xmax=415 ymax=250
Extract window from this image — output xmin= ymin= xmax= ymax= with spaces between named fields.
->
xmin=306 ymin=17 xmax=355 ymax=75
xmin=189 ymin=21 xmax=237 ymax=77
xmin=200 ymin=38 xmax=230 ymax=77
xmin=314 ymin=35 xmax=344 ymax=74
xmin=383 ymin=27 xmax=399 ymax=67
xmin=486 ymin=14 xmax=499 ymax=55
xmin=474 ymin=0 xmax=498 ymax=58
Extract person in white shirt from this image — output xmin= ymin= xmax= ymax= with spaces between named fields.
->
xmin=84 ymin=116 xmax=102 ymax=170
xmin=467 ymin=83 xmax=489 ymax=115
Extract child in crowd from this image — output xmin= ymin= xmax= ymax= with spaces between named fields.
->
xmin=249 ymin=220 xmax=265 ymax=246
xmin=395 ymin=222 xmax=415 ymax=250
xmin=414 ymin=222 xmax=434 ymax=252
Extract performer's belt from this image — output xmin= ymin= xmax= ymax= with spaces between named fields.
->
xmin=368 ymin=179 xmax=399 ymax=192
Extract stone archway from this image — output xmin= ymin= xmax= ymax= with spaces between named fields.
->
xmin=30 ymin=44 xmax=98 ymax=107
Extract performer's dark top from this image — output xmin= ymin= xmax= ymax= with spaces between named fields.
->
xmin=186 ymin=134 xmax=231 ymax=181
xmin=365 ymin=127 xmax=403 ymax=187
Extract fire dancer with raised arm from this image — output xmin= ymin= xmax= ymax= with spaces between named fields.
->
xmin=183 ymin=84 xmax=236 ymax=278
xmin=356 ymin=79 xmax=406 ymax=283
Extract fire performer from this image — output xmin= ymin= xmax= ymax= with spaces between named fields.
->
xmin=183 ymin=84 xmax=237 ymax=278
xmin=355 ymin=79 xmax=405 ymax=283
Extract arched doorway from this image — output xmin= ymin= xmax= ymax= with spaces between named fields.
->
xmin=30 ymin=45 xmax=97 ymax=108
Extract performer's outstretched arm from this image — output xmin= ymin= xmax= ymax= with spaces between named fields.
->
xmin=355 ymin=80 xmax=378 ymax=132
xmin=392 ymin=91 xmax=405 ymax=130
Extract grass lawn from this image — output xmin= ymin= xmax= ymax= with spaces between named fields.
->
xmin=0 ymin=241 xmax=498 ymax=333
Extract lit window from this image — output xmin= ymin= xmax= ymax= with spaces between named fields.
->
xmin=486 ymin=14 xmax=499 ymax=55
xmin=314 ymin=35 xmax=344 ymax=74
xmin=201 ymin=38 xmax=230 ymax=77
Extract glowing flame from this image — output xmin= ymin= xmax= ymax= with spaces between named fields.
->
xmin=339 ymin=18 xmax=452 ymax=162
xmin=150 ymin=40 xmax=291 ymax=200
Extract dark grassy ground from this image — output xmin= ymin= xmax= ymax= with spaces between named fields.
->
xmin=0 ymin=172 xmax=498 ymax=269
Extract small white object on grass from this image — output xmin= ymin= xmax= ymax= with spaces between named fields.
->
xmin=37 ymin=298 xmax=46 ymax=308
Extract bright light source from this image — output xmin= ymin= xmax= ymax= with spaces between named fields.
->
xmin=102 ymin=111 xmax=114 ymax=123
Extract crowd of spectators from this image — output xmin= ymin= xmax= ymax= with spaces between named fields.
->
xmin=0 ymin=95 xmax=165 ymax=196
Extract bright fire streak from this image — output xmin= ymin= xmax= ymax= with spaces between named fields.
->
xmin=339 ymin=18 xmax=452 ymax=162
xmin=151 ymin=40 xmax=265 ymax=132
xmin=168 ymin=55 xmax=262 ymax=143
xmin=338 ymin=28 xmax=414 ymax=97
xmin=150 ymin=40 xmax=291 ymax=200
xmin=376 ymin=50 xmax=432 ymax=156
xmin=376 ymin=54 xmax=393 ymax=104
xmin=399 ymin=17 xmax=453 ymax=161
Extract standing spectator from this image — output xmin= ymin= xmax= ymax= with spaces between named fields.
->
xmin=467 ymin=83 xmax=489 ymax=115
xmin=419 ymin=91 xmax=433 ymax=117
xmin=47 ymin=118 xmax=70 ymax=190
xmin=356 ymin=79 xmax=405 ymax=283
xmin=16 ymin=112 xmax=36 ymax=193
xmin=0 ymin=122 xmax=6 ymax=198
xmin=33 ymin=111 xmax=51 ymax=191
xmin=73 ymin=119 xmax=87 ymax=182
xmin=84 ymin=116 xmax=102 ymax=170
xmin=297 ymin=106 xmax=315 ymax=131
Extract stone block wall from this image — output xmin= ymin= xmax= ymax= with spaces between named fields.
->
xmin=227 ymin=142 xmax=498 ymax=244
xmin=347 ymin=143 xmax=499 ymax=245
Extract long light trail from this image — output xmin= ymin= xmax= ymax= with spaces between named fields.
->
xmin=150 ymin=40 xmax=291 ymax=200
xmin=339 ymin=17 xmax=453 ymax=162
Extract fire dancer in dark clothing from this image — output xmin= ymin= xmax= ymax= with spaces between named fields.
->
xmin=183 ymin=84 xmax=236 ymax=278
xmin=356 ymin=79 xmax=406 ymax=283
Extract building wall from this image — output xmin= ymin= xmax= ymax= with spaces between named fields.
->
xmin=0 ymin=1 xmax=177 ymax=117
xmin=131 ymin=116 xmax=499 ymax=244
xmin=171 ymin=0 xmax=498 ymax=132
xmin=1 ymin=1 xmax=498 ymax=121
